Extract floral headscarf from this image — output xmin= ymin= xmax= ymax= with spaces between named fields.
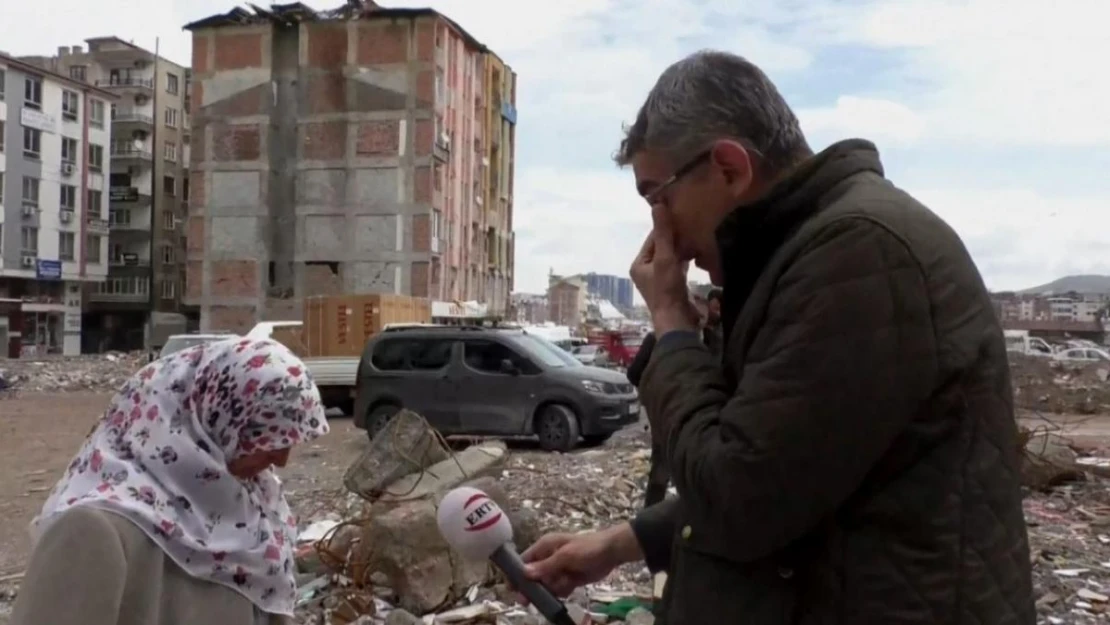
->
xmin=33 ymin=337 xmax=329 ymax=615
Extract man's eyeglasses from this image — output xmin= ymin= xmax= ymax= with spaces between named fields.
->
xmin=642 ymin=142 xmax=766 ymax=207
xmin=643 ymin=150 xmax=711 ymax=206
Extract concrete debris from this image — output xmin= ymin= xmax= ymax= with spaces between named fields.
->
xmin=0 ymin=352 xmax=147 ymax=395
xmin=1022 ymin=433 xmax=1085 ymax=490
xmin=290 ymin=411 xmax=655 ymax=624
xmin=1010 ymin=353 xmax=1110 ymax=415
xmin=344 ymin=409 xmax=451 ymax=500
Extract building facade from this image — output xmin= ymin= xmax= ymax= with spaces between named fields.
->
xmin=184 ymin=3 xmax=517 ymax=335
xmin=547 ymin=275 xmax=586 ymax=328
xmin=992 ymin=291 xmax=1109 ymax=324
xmin=510 ymin=292 xmax=547 ymax=325
xmin=28 ymin=39 xmax=192 ymax=350
xmin=584 ymin=272 xmax=633 ymax=311
xmin=0 ymin=53 xmax=115 ymax=356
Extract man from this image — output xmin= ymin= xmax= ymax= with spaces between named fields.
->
xmin=522 ymin=50 xmax=1034 ymax=624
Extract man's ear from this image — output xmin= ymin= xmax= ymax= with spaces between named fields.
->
xmin=710 ymin=140 xmax=754 ymax=192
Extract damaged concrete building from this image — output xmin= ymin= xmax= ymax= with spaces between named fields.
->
xmin=184 ymin=2 xmax=517 ymax=333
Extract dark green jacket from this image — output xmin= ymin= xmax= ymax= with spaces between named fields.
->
xmin=631 ymin=140 xmax=1034 ymax=625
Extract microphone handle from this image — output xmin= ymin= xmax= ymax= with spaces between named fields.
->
xmin=490 ymin=544 xmax=578 ymax=625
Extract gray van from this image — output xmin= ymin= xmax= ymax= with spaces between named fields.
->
xmin=352 ymin=326 xmax=640 ymax=451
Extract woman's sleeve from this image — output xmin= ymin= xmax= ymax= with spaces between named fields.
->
xmin=10 ymin=508 xmax=127 ymax=625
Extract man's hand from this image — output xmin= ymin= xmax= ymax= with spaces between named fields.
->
xmin=521 ymin=523 xmax=643 ymax=598
xmin=631 ymin=206 xmax=699 ymax=335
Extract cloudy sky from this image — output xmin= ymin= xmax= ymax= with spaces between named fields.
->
xmin=7 ymin=0 xmax=1108 ymax=295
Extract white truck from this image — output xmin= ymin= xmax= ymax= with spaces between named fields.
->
xmin=1003 ymin=329 xmax=1054 ymax=357
xmin=246 ymin=321 xmax=360 ymax=414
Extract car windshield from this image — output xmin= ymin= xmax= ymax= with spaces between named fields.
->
xmin=507 ymin=333 xmax=581 ymax=368
xmin=576 ymin=345 xmax=598 ymax=355
xmin=160 ymin=336 xmax=223 ymax=358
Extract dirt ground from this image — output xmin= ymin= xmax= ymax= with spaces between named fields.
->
xmin=0 ymin=393 xmax=368 ymax=575
xmin=2 ymin=392 xmax=1110 ymax=579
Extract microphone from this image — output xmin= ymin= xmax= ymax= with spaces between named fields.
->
xmin=437 ymin=487 xmax=579 ymax=625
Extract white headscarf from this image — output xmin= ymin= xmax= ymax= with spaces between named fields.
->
xmin=33 ymin=337 xmax=329 ymax=615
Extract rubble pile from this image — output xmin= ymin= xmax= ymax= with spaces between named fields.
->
xmin=1010 ymin=353 xmax=1110 ymax=415
xmin=0 ymin=352 xmax=146 ymax=394
xmin=291 ymin=411 xmax=657 ymax=624
xmin=1028 ymin=478 xmax=1110 ymax=624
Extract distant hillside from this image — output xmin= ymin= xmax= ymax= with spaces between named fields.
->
xmin=1019 ymin=274 xmax=1110 ymax=295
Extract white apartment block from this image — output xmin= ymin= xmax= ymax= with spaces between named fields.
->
xmin=0 ymin=52 xmax=116 ymax=356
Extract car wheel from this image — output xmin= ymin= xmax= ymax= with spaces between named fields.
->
xmin=536 ymin=404 xmax=580 ymax=452
xmin=365 ymin=403 xmax=400 ymax=441
xmin=580 ymin=433 xmax=613 ymax=448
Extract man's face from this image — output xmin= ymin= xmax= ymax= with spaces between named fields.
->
xmin=631 ymin=142 xmax=758 ymax=282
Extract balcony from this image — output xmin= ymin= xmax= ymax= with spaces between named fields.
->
xmin=96 ymin=77 xmax=154 ymax=91
xmin=109 ymin=186 xmax=152 ymax=206
xmin=89 ymin=276 xmax=150 ymax=303
xmin=111 ymin=110 xmax=154 ymax=127
xmin=109 ymin=253 xmax=151 ymax=268
xmin=86 ymin=216 xmax=110 ymax=236
xmin=111 ymin=143 xmax=152 ymax=161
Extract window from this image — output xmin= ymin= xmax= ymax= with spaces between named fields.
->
xmin=62 ymin=90 xmax=79 ymax=121
xmin=166 ymin=73 xmax=179 ymax=95
xmin=90 ymin=99 xmax=105 ymax=128
xmin=0 ymin=120 xmax=4 ymax=152
xmin=87 ymin=190 xmax=103 ymax=218
xmin=0 ymin=69 xmax=5 ymax=100
xmin=61 ymin=137 xmax=78 ymax=163
xmin=60 ymin=184 xmax=77 ymax=211
xmin=23 ymin=127 xmax=41 ymax=159
xmin=163 ymin=210 xmax=176 ymax=230
xmin=89 ymin=144 xmax=103 ymax=171
xmin=183 ymin=176 xmax=190 ymax=203
xmin=371 ymin=338 xmax=454 ymax=371
xmin=97 ymin=277 xmax=148 ymax=296
xmin=22 ymin=176 xmax=40 ymax=206
xmin=163 ymin=175 xmax=176 ymax=196
xmin=435 ymin=68 xmax=445 ymax=103
xmin=0 ymin=173 xmax=4 ymax=200
xmin=69 ymin=66 xmax=87 ymax=82
xmin=164 ymin=140 xmax=177 ymax=162
xmin=24 ymin=76 xmax=42 ymax=109
xmin=462 ymin=339 xmax=539 ymax=375
xmin=21 ymin=227 xmax=39 ymax=253
xmin=162 ymin=244 xmax=176 ymax=264
xmin=161 ymin=280 xmax=176 ymax=299
xmin=164 ymin=107 xmax=178 ymax=128
xmin=59 ymin=232 xmax=76 ymax=261
xmin=109 ymin=207 xmax=131 ymax=226
xmin=85 ymin=234 xmax=102 ymax=263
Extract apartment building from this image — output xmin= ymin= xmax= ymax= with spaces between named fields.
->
xmin=30 ymin=39 xmax=191 ymax=350
xmin=584 ymin=273 xmax=634 ymax=311
xmin=0 ymin=53 xmax=115 ymax=356
xmin=183 ymin=2 xmax=517 ymax=334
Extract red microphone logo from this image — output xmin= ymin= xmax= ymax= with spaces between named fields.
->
xmin=462 ymin=492 xmax=503 ymax=532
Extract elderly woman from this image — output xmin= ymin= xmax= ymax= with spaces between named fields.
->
xmin=11 ymin=337 xmax=329 ymax=625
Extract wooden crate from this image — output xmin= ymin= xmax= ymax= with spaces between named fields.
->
xmin=303 ymin=294 xmax=432 ymax=358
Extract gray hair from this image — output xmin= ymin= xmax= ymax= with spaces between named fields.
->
xmin=615 ymin=50 xmax=810 ymax=171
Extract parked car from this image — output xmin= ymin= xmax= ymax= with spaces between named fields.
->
xmin=155 ymin=332 xmax=237 ymax=360
xmin=1053 ymin=347 xmax=1110 ymax=364
xmin=572 ymin=344 xmax=610 ymax=367
xmin=353 ymin=326 xmax=640 ymax=451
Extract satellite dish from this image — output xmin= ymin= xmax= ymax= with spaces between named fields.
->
xmin=132 ymin=138 xmax=143 ymax=150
